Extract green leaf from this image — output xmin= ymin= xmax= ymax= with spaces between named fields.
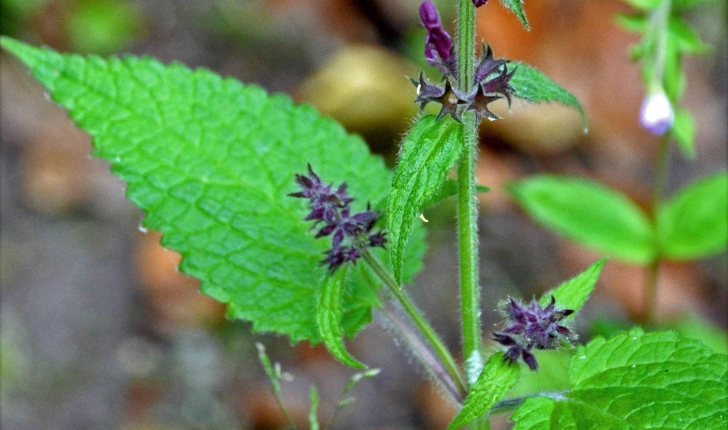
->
xmin=448 ymin=352 xmax=521 ymax=430
xmin=508 ymin=175 xmax=656 ymax=264
xmin=512 ymin=328 xmax=728 ymax=429
xmin=657 ymin=172 xmax=728 ymax=259
xmin=317 ymin=268 xmax=366 ymax=368
xmin=509 ymin=63 xmax=587 ymax=132
xmin=669 ymin=18 xmax=711 ymax=54
xmin=670 ymin=316 xmax=728 ymax=355
xmin=498 ymin=0 xmax=530 ymax=30
xmin=309 ymin=385 xmax=320 ymax=430
xmin=508 ymin=350 xmax=572 ymax=397
xmin=620 ymin=0 xmax=661 ymax=10
xmin=614 ymin=14 xmax=648 ymax=33
xmin=387 ymin=115 xmax=463 ymax=284
xmin=672 ymin=107 xmax=696 ymax=158
xmin=421 ymin=179 xmax=490 ymax=209
xmin=0 ymin=37 xmax=427 ymax=343
xmin=539 ymin=258 xmax=607 ymax=316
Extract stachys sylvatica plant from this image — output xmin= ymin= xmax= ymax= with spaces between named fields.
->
xmin=2 ymin=0 xmax=725 ymax=428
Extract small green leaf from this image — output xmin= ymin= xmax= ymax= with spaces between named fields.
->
xmin=614 ymin=14 xmax=648 ymax=33
xmin=539 ymin=258 xmax=607 ymax=316
xmin=309 ymin=385 xmax=320 ymax=430
xmin=448 ymin=352 xmax=521 ymax=430
xmin=673 ymin=0 xmax=717 ymax=11
xmin=508 ymin=175 xmax=656 ymax=264
xmin=620 ymin=0 xmax=661 ymax=10
xmin=421 ymin=179 xmax=490 ymax=209
xmin=317 ymin=268 xmax=366 ymax=368
xmin=509 ymin=63 xmax=587 ymax=132
xmin=657 ymin=172 xmax=728 ymax=259
xmin=669 ymin=18 xmax=711 ymax=54
xmin=0 ymin=37 xmax=428 ymax=343
xmin=388 ymin=115 xmax=463 ymax=284
xmin=498 ymin=0 xmax=530 ymax=30
xmin=672 ymin=108 xmax=696 ymax=158
xmin=512 ymin=328 xmax=728 ymax=430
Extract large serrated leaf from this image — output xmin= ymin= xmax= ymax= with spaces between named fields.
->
xmin=1 ymin=37 xmax=427 ymax=343
xmin=448 ymin=352 xmax=521 ymax=430
xmin=657 ymin=172 xmax=728 ymax=260
xmin=508 ymin=175 xmax=656 ymax=264
xmin=539 ymin=258 xmax=607 ymax=316
xmin=317 ymin=268 xmax=366 ymax=368
xmin=509 ymin=63 xmax=587 ymax=131
xmin=388 ymin=115 xmax=463 ymax=284
xmin=512 ymin=328 xmax=728 ymax=430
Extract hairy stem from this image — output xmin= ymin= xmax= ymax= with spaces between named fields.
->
xmin=362 ymin=250 xmax=467 ymax=399
xmin=457 ymin=0 xmax=475 ymax=91
xmin=457 ymin=0 xmax=483 ymax=387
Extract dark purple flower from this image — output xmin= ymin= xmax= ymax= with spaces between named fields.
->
xmin=465 ymin=45 xmax=516 ymax=121
xmin=290 ymin=165 xmax=387 ymax=272
xmin=493 ymin=296 xmax=576 ymax=371
xmin=472 ymin=0 xmax=489 ymax=7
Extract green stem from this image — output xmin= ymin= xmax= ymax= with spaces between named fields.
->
xmin=361 ymin=250 xmax=467 ymax=399
xmin=651 ymin=0 xmax=672 ymax=84
xmin=457 ymin=0 xmax=483 ymax=387
xmin=458 ymin=0 xmax=475 ymax=92
xmin=643 ymin=132 xmax=671 ymax=325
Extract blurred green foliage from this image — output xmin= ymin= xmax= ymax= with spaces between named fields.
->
xmin=1 ymin=0 xmax=141 ymax=55
xmin=66 ymin=0 xmax=141 ymax=55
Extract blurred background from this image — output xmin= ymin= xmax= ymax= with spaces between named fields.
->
xmin=1 ymin=0 xmax=726 ymax=429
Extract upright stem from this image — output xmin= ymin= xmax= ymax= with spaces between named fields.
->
xmin=362 ymin=250 xmax=467 ymax=399
xmin=643 ymin=133 xmax=671 ymax=325
xmin=457 ymin=0 xmax=483 ymax=387
xmin=457 ymin=0 xmax=475 ymax=91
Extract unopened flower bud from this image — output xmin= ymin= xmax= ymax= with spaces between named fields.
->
xmin=639 ymin=91 xmax=674 ymax=135
xmin=419 ymin=0 xmax=441 ymax=30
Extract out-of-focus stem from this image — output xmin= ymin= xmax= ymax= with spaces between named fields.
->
xmin=643 ymin=132 xmax=671 ymax=325
xmin=375 ymin=299 xmax=463 ymax=404
xmin=362 ymin=250 xmax=467 ymax=400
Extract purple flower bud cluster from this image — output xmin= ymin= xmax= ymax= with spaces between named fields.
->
xmin=420 ymin=1 xmax=456 ymax=77
xmin=492 ymin=296 xmax=576 ymax=371
xmin=415 ymin=2 xmax=515 ymax=123
xmin=289 ymin=164 xmax=387 ymax=272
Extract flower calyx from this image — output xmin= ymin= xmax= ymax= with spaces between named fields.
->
xmin=410 ymin=44 xmax=515 ymax=123
xmin=411 ymin=73 xmax=467 ymax=121
xmin=492 ymin=296 xmax=576 ymax=371
xmin=289 ymin=164 xmax=387 ymax=272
